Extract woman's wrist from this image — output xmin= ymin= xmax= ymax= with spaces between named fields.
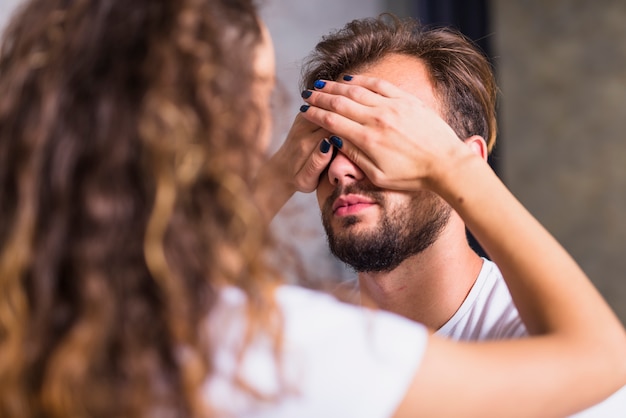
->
xmin=253 ymin=156 xmax=297 ymax=221
xmin=425 ymin=143 xmax=485 ymax=203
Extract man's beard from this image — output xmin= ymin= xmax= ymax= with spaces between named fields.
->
xmin=321 ymin=183 xmax=451 ymax=273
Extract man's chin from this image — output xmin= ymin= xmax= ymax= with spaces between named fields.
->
xmin=323 ymin=214 xmax=379 ymax=249
xmin=338 ymin=214 xmax=373 ymax=229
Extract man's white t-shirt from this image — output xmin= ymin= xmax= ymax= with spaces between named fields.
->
xmin=436 ymin=258 xmax=527 ymax=340
xmin=204 ymin=285 xmax=428 ymax=418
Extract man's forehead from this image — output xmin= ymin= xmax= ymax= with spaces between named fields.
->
xmin=357 ymin=53 xmax=441 ymax=114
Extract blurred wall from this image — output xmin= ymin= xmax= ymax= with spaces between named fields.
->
xmin=492 ymin=0 xmax=626 ymax=324
xmin=0 ymin=0 xmax=22 ymax=33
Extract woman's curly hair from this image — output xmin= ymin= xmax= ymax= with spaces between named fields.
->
xmin=0 ymin=0 xmax=279 ymax=416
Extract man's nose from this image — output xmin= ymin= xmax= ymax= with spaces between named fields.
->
xmin=327 ymin=151 xmax=365 ymax=186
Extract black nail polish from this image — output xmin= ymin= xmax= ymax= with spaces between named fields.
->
xmin=300 ymin=104 xmax=310 ymax=112
xmin=301 ymin=90 xmax=312 ymax=99
xmin=343 ymin=75 xmax=353 ymax=81
xmin=320 ymin=139 xmax=331 ymax=154
xmin=329 ymin=135 xmax=343 ymax=149
xmin=314 ymin=80 xmax=326 ymax=89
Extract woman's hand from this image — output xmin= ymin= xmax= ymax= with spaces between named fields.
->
xmin=272 ymin=113 xmax=333 ymax=194
xmin=298 ymin=75 xmax=474 ymax=193
xmin=254 ymin=113 xmax=332 ymax=220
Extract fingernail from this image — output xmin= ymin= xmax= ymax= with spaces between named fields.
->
xmin=301 ymin=90 xmax=312 ymax=99
xmin=313 ymin=80 xmax=326 ymax=89
xmin=320 ymin=139 xmax=331 ymax=154
xmin=329 ymin=135 xmax=343 ymax=149
xmin=343 ymin=75 xmax=353 ymax=81
xmin=300 ymin=104 xmax=310 ymax=112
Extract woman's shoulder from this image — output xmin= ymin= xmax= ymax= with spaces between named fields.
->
xmin=207 ymin=284 xmax=429 ymax=417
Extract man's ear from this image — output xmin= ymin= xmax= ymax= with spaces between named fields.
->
xmin=464 ymin=135 xmax=488 ymax=161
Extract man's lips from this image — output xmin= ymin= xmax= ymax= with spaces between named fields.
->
xmin=332 ymin=194 xmax=376 ymax=216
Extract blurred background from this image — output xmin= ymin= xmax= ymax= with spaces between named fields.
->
xmin=2 ymin=0 xmax=625 ymax=324
xmin=261 ymin=0 xmax=626 ymax=325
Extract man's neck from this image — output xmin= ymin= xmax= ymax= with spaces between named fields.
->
xmin=358 ymin=213 xmax=483 ymax=330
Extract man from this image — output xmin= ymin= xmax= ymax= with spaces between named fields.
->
xmin=261 ymin=15 xmax=524 ymax=340
xmin=256 ymin=14 xmax=625 ymax=416
xmin=307 ymin=22 xmax=521 ymax=340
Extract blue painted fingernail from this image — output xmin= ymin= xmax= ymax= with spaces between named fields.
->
xmin=329 ymin=135 xmax=343 ymax=149
xmin=343 ymin=75 xmax=353 ymax=81
xmin=320 ymin=139 xmax=331 ymax=154
xmin=301 ymin=90 xmax=312 ymax=99
xmin=300 ymin=104 xmax=310 ymax=112
xmin=314 ymin=80 xmax=326 ymax=89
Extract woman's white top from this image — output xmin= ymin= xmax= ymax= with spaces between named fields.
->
xmin=204 ymin=284 xmax=428 ymax=417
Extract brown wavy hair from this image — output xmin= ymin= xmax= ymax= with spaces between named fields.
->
xmin=301 ymin=14 xmax=498 ymax=152
xmin=0 ymin=0 xmax=280 ymax=416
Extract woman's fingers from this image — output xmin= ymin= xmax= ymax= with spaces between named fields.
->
xmin=299 ymin=102 xmax=366 ymax=145
xmin=339 ymin=74 xmax=408 ymax=98
xmin=280 ymin=114 xmax=333 ymax=193
xmin=308 ymin=75 xmax=407 ymax=102
xmin=293 ymin=137 xmax=334 ymax=192
xmin=299 ymin=75 xmax=465 ymax=193
xmin=300 ymin=76 xmax=407 ymax=123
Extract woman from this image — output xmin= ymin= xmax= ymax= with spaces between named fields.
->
xmin=0 ymin=0 xmax=624 ymax=417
